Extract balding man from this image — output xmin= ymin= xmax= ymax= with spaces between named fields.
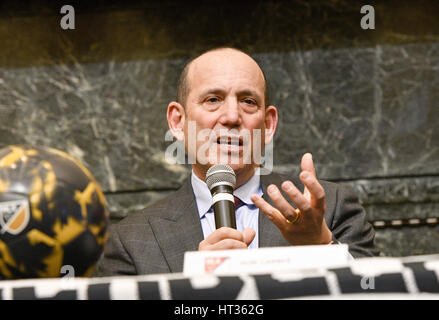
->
xmin=98 ymin=47 xmax=379 ymax=276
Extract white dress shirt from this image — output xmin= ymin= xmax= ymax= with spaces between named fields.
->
xmin=191 ymin=169 xmax=263 ymax=249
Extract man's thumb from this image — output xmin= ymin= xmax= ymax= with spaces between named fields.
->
xmin=242 ymin=228 xmax=256 ymax=246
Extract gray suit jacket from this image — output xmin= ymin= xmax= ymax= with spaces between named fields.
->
xmin=97 ymin=172 xmax=379 ymax=276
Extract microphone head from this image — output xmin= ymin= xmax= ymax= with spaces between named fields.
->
xmin=205 ymin=164 xmax=236 ymax=191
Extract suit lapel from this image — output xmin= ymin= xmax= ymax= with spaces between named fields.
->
xmin=148 ymin=177 xmax=204 ymax=273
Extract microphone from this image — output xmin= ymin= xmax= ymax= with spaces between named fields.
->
xmin=205 ymin=164 xmax=237 ymax=229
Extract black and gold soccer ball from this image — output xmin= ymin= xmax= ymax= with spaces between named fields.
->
xmin=0 ymin=145 xmax=109 ymax=279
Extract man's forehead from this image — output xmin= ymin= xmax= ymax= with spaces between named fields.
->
xmin=187 ymin=49 xmax=265 ymax=89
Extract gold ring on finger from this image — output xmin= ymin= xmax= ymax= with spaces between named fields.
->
xmin=286 ymin=208 xmax=301 ymax=224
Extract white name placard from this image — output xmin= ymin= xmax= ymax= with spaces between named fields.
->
xmin=183 ymin=244 xmax=351 ymax=276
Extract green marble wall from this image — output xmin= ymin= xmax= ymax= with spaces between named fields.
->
xmin=1 ymin=0 xmax=438 ymax=257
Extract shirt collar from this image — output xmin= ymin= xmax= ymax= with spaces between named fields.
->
xmin=191 ymin=171 xmax=213 ymax=219
xmin=191 ymin=168 xmax=263 ymax=219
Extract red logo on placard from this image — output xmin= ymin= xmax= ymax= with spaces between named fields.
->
xmin=204 ymin=257 xmax=228 ymax=273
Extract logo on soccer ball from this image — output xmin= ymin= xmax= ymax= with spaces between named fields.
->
xmin=0 ymin=199 xmax=30 ymax=235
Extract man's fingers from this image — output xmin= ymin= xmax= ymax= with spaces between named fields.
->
xmin=299 ymin=153 xmax=325 ymax=211
xmin=299 ymin=171 xmax=326 ymax=211
xmin=279 ymin=180 xmax=311 ymax=213
xmin=267 ymin=184 xmax=302 ymax=222
xmin=202 ymin=227 xmax=244 ymax=245
xmin=242 ymin=228 xmax=256 ymax=246
xmin=199 ymin=238 xmax=249 ymax=251
xmin=301 ymin=153 xmax=317 ymax=177
xmin=198 ymin=227 xmax=256 ymax=251
xmin=250 ymin=194 xmax=291 ymax=229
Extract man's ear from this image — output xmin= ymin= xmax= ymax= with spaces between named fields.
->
xmin=264 ymin=105 xmax=278 ymax=145
xmin=167 ymin=101 xmax=185 ymax=141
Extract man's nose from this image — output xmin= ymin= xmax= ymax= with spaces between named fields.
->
xmin=218 ymin=97 xmax=241 ymax=126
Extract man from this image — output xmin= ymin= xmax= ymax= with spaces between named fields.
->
xmin=98 ymin=47 xmax=378 ymax=276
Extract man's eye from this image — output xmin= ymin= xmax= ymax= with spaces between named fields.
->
xmin=206 ymin=97 xmax=220 ymax=103
xmin=243 ymin=98 xmax=256 ymax=105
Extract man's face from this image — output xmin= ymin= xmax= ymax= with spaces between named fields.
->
xmin=181 ymin=49 xmax=276 ymax=182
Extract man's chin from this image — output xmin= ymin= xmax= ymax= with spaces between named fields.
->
xmin=196 ymin=153 xmax=256 ymax=172
xmin=209 ymin=161 xmax=257 ymax=176
xmin=226 ymin=162 xmax=247 ymax=172
xmin=207 ymin=156 xmax=247 ymax=170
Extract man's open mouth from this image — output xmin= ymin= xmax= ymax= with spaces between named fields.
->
xmin=216 ymin=136 xmax=243 ymax=147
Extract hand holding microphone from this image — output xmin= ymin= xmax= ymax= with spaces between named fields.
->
xmin=198 ymin=164 xmax=255 ymax=251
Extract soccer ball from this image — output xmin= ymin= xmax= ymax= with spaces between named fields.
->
xmin=0 ymin=145 xmax=109 ymax=279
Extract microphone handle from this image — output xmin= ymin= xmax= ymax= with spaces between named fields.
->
xmin=211 ymin=184 xmax=236 ymax=229
xmin=213 ymin=200 xmax=236 ymax=229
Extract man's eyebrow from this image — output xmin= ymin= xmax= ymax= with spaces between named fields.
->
xmin=236 ymin=90 xmax=261 ymax=99
xmin=197 ymin=88 xmax=226 ymax=98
